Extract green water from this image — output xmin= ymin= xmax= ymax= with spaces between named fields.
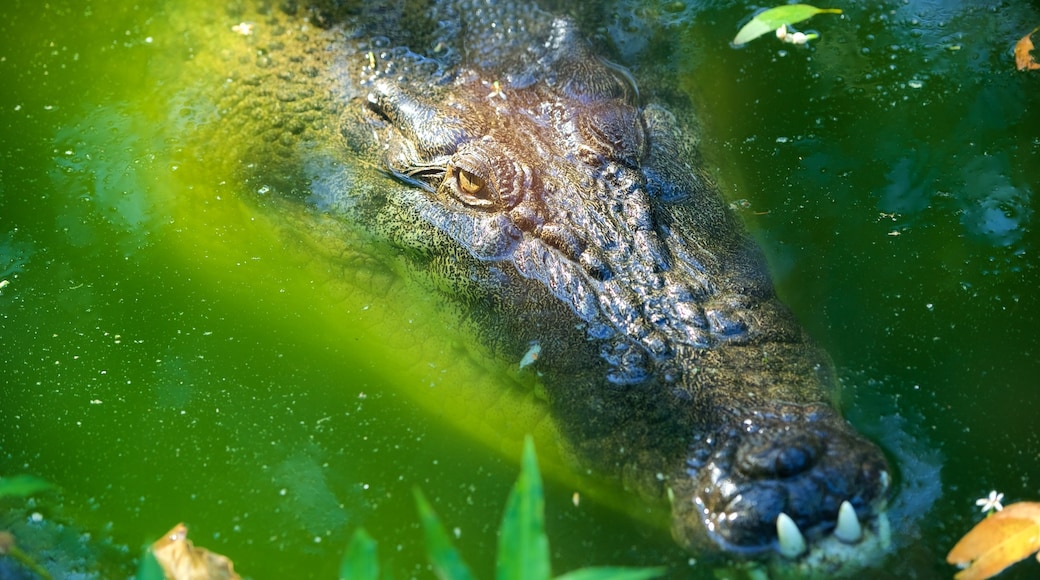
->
xmin=1 ymin=0 xmax=1038 ymax=578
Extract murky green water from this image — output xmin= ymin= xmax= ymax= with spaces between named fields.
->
xmin=1 ymin=0 xmax=1038 ymax=578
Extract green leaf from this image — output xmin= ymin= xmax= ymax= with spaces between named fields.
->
xmin=340 ymin=528 xmax=380 ymax=580
xmin=554 ymin=566 xmax=667 ymax=580
xmin=414 ymin=488 xmax=476 ymax=580
xmin=135 ymin=547 xmax=166 ymax=580
xmin=733 ymin=4 xmax=842 ymax=45
xmin=0 ymin=474 xmax=54 ymax=498
xmin=496 ymin=436 xmax=551 ymax=580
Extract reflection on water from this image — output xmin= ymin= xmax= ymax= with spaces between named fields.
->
xmin=1 ymin=0 xmax=1039 ymax=578
xmin=50 ymin=105 xmax=165 ymax=253
xmin=958 ymin=153 xmax=1031 ymax=247
xmin=0 ymin=230 xmax=33 ymax=279
xmin=880 ymin=153 xmax=937 ymax=216
xmin=270 ymin=444 xmax=354 ymax=545
xmin=880 ymin=149 xmax=1033 ymax=247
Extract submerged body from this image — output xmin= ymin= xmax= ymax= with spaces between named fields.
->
xmin=216 ymin=0 xmax=892 ymax=572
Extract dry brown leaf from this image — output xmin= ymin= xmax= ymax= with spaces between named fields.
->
xmin=1015 ymin=27 xmax=1040 ymax=71
xmin=151 ymin=523 xmax=242 ymax=580
xmin=947 ymin=502 xmax=1040 ymax=580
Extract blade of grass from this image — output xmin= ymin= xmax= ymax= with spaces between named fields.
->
xmin=554 ymin=567 xmax=666 ymax=580
xmin=0 ymin=475 xmax=54 ymax=499
xmin=414 ymin=488 xmax=476 ymax=580
xmin=496 ymin=436 xmax=551 ymax=580
xmin=135 ymin=547 xmax=165 ymax=580
xmin=340 ymin=528 xmax=379 ymax=580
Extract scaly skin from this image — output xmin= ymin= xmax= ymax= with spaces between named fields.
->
xmin=195 ymin=0 xmax=893 ymax=572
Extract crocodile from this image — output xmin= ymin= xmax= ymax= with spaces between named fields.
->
xmin=203 ymin=0 xmax=893 ymax=573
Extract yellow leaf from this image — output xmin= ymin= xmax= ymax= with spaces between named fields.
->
xmin=151 ymin=523 xmax=242 ymax=580
xmin=1014 ymin=27 xmax=1040 ymax=71
xmin=947 ymin=502 xmax=1040 ymax=580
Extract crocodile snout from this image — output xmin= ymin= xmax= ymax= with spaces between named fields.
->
xmin=671 ymin=404 xmax=891 ymax=562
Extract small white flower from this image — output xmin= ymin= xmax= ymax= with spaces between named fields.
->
xmin=231 ymin=22 xmax=254 ymax=36
xmin=975 ymin=490 xmax=1004 ymax=513
xmin=776 ymin=25 xmax=819 ymax=46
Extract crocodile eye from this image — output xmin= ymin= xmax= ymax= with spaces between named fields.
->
xmin=448 ymin=166 xmax=495 ymax=207
xmin=457 ymin=168 xmax=486 ymax=196
xmin=441 ymin=144 xmax=523 ymax=210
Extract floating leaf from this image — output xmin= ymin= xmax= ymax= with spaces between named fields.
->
xmin=151 ymin=523 xmax=242 ymax=580
xmin=340 ymin=528 xmax=379 ymax=580
xmin=733 ymin=4 xmax=843 ymax=46
xmin=496 ymin=436 xmax=550 ymax=580
xmin=947 ymin=502 xmax=1040 ymax=580
xmin=1015 ymin=27 xmax=1040 ymax=71
xmin=0 ymin=474 xmax=54 ymax=498
xmin=414 ymin=488 xmax=476 ymax=580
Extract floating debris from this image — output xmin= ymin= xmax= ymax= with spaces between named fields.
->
xmin=151 ymin=523 xmax=241 ymax=580
xmin=519 ymin=342 xmax=541 ymax=369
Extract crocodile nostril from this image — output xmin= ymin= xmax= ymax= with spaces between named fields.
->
xmin=773 ymin=444 xmax=817 ymax=477
xmin=736 ymin=433 xmax=822 ymax=478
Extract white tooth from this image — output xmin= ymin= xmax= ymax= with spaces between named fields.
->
xmin=776 ymin=512 xmax=807 ymax=558
xmin=834 ymin=500 xmax=863 ymax=543
xmin=878 ymin=511 xmax=892 ymax=550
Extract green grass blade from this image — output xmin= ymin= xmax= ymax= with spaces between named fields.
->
xmin=554 ymin=567 xmax=666 ymax=580
xmin=340 ymin=528 xmax=379 ymax=580
xmin=0 ymin=474 xmax=54 ymax=498
xmin=414 ymin=488 xmax=476 ymax=580
xmin=733 ymin=4 xmax=842 ymax=45
xmin=135 ymin=547 xmax=165 ymax=580
xmin=496 ymin=436 xmax=550 ymax=580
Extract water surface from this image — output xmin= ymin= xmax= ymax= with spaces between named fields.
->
xmin=1 ymin=0 xmax=1039 ymax=578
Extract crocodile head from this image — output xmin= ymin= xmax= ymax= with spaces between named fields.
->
xmin=353 ymin=8 xmax=891 ymax=571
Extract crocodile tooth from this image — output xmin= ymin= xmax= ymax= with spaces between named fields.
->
xmin=878 ymin=511 xmax=893 ymax=550
xmin=834 ymin=500 xmax=863 ymax=543
xmin=776 ymin=512 xmax=807 ymax=558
